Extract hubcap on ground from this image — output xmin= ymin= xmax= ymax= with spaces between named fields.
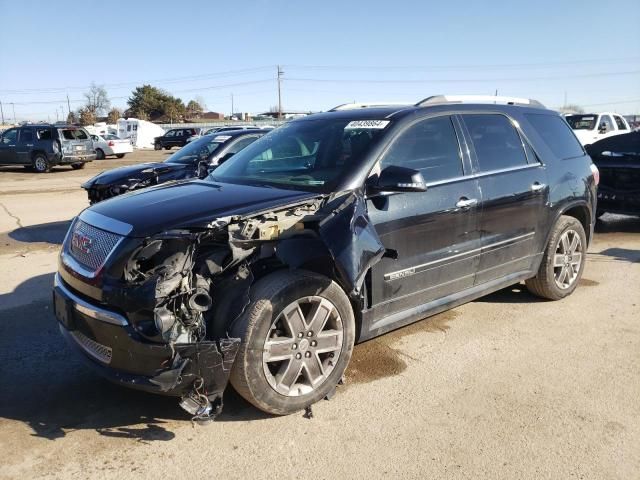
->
xmin=262 ymin=296 xmax=343 ymax=397
xmin=553 ymin=229 xmax=582 ymax=289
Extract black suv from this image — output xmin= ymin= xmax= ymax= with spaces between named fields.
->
xmin=54 ymin=96 xmax=597 ymax=419
xmin=82 ymin=129 xmax=265 ymax=203
xmin=0 ymin=125 xmax=95 ymax=172
xmin=153 ymin=128 xmax=198 ymax=150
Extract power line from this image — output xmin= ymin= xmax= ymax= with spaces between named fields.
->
xmin=286 ymin=70 xmax=640 ymax=84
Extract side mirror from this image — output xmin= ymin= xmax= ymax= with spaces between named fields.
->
xmin=197 ymin=160 xmax=209 ymax=179
xmin=372 ymin=165 xmax=427 ymax=193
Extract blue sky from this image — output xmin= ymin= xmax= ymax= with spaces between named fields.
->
xmin=1 ymin=0 xmax=639 ymax=121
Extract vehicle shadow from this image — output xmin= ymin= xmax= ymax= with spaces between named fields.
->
xmin=0 ymin=166 xmax=76 ymax=174
xmin=474 ymin=284 xmax=542 ymax=304
xmin=0 ymin=280 xmax=269 ymax=442
xmin=595 ymin=214 xmax=640 ymax=233
xmin=8 ymin=220 xmax=71 ymax=245
xmin=597 ymin=247 xmax=640 ymax=263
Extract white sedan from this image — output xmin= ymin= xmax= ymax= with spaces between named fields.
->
xmin=91 ymin=134 xmax=134 ymax=159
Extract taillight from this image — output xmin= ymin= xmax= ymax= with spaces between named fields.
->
xmin=108 ymin=141 xmax=114 ymax=147
xmin=590 ymin=164 xmax=600 ymax=185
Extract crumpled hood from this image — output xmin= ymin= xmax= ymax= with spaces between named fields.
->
xmin=81 ymin=162 xmax=188 ymax=188
xmin=85 ymin=180 xmax=318 ymax=237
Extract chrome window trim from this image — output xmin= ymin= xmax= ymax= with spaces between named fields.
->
xmin=78 ymin=210 xmax=133 ymax=236
xmin=384 ymin=232 xmax=535 ymax=281
xmin=55 ymin=273 xmax=128 ymax=326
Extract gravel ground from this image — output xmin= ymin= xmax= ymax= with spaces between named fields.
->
xmin=0 ymin=151 xmax=638 ymax=479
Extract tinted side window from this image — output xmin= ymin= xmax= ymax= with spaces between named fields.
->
xmin=20 ymin=129 xmax=34 ymax=143
xmin=524 ymin=113 xmax=584 ymax=160
xmin=381 ymin=116 xmax=463 ymax=182
xmin=1 ymin=129 xmax=18 ymax=144
xmin=165 ymin=130 xmax=176 ymax=137
xmin=462 ymin=114 xmax=527 ymax=171
xmin=613 ymin=116 xmax=627 ymax=130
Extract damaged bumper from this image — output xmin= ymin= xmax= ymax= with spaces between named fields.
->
xmin=53 ymin=274 xmax=240 ymax=401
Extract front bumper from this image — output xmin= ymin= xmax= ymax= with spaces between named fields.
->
xmin=53 ymin=273 xmax=240 ymax=398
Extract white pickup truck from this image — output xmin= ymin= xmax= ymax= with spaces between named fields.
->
xmin=565 ymin=112 xmax=631 ymax=146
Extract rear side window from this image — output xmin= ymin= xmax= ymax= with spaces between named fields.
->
xmin=599 ymin=115 xmax=614 ymax=132
xmin=613 ymin=115 xmax=627 ymax=130
xmin=524 ymin=113 xmax=584 ymax=160
xmin=20 ymin=129 xmax=34 ymax=142
xmin=36 ymin=128 xmax=52 ymax=140
xmin=381 ymin=115 xmax=463 ymax=183
xmin=462 ymin=114 xmax=528 ymax=171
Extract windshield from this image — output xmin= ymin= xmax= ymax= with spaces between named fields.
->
xmin=208 ymin=117 xmax=388 ymax=192
xmin=165 ymin=134 xmax=225 ymax=164
xmin=565 ymin=115 xmax=597 ymax=130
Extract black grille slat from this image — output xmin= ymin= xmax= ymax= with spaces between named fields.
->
xmin=69 ymin=220 xmax=122 ymax=271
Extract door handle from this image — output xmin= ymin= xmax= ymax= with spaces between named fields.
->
xmin=456 ymin=198 xmax=478 ymax=209
xmin=531 ymin=182 xmax=546 ymax=192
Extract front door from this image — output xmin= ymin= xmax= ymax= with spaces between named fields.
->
xmin=459 ymin=113 xmax=548 ymax=285
xmin=367 ymin=115 xmax=482 ymax=322
xmin=0 ymin=128 xmax=18 ymax=164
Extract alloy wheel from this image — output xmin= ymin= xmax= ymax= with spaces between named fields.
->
xmin=262 ymin=296 xmax=343 ymax=397
xmin=553 ymin=229 xmax=583 ymax=289
xmin=34 ymin=157 xmax=47 ymax=172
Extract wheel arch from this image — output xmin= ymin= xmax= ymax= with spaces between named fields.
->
xmin=550 ymin=200 xmax=593 ymax=247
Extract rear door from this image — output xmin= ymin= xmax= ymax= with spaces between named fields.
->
xmin=0 ymin=128 xmax=18 ymax=164
xmin=459 ymin=113 xmax=548 ymax=285
xmin=368 ymin=114 xmax=482 ymax=320
xmin=16 ymin=128 xmax=35 ymax=164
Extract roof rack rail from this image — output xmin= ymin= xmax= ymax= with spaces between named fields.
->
xmin=415 ymin=95 xmax=545 ymax=108
xmin=329 ymin=102 xmax=412 ymax=112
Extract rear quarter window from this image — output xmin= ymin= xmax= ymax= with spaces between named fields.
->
xmin=60 ymin=129 xmax=89 ymax=140
xmin=524 ymin=114 xmax=584 ymax=160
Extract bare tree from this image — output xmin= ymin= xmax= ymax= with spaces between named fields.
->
xmin=66 ymin=111 xmax=78 ymax=124
xmin=77 ymin=107 xmax=97 ymax=126
xmin=83 ymin=83 xmax=110 ymax=116
xmin=558 ymin=104 xmax=585 ymax=114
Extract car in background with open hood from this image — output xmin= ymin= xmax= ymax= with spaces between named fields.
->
xmin=81 ymin=129 xmax=264 ymax=203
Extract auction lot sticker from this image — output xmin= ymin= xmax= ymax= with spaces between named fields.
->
xmin=345 ymin=120 xmax=390 ymax=129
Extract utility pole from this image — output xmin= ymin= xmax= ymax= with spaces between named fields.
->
xmin=277 ymin=65 xmax=284 ymax=120
xmin=0 ymin=101 xmax=4 ymax=125
xmin=11 ymin=103 xmax=16 ymax=124
xmin=67 ymin=94 xmax=71 ymax=117
xmin=231 ymin=93 xmax=234 ymax=119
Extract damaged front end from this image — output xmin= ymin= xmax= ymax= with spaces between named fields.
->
xmin=56 ymin=189 xmax=385 ymax=420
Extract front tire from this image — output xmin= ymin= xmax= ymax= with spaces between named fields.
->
xmin=32 ymin=154 xmax=51 ymax=173
xmin=154 ymin=143 xmax=161 ymax=151
xmin=229 ymin=270 xmax=355 ymax=415
xmin=71 ymin=163 xmax=85 ymax=170
xmin=526 ymin=215 xmax=587 ymax=300
xmin=95 ymin=148 xmax=105 ymax=160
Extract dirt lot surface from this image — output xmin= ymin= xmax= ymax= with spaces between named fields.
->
xmin=0 ymin=151 xmax=639 ymax=479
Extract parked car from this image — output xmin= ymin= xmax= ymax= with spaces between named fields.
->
xmin=0 ymin=124 xmax=95 ymax=172
xmin=82 ymin=129 xmax=265 ymax=203
xmin=565 ymin=112 xmax=631 ymax=146
xmin=54 ymin=95 xmax=597 ymax=420
xmin=153 ymin=128 xmax=198 ymax=150
xmin=91 ymin=134 xmax=134 ymax=159
xmin=586 ymin=131 xmax=640 ymax=217
xmin=186 ymin=125 xmax=262 ymax=143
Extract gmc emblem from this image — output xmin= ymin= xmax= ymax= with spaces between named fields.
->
xmin=71 ymin=231 xmax=93 ymax=254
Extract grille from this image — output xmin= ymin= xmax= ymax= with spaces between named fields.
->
xmin=68 ymin=219 xmax=122 ymax=272
xmin=70 ymin=331 xmax=113 ymax=364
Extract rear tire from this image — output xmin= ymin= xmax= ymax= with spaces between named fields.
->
xmin=95 ymin=148 xmax=105 ymax=160
xmin=32 ymin=154 xmax=51 ymax=173
xmin=526 ymin=215 xmax=587 ymax=300
xmin=71 ymin=163 xmax=85 ymax=170
xmin=229 ymin=270 xmax=355 ymax=416
xmin=115 ymin=153 xmax=125 ymax=158
xmin=164 ymin=146 xmax=171 ymax=150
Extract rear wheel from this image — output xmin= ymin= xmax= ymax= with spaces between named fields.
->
xmin=32 ymin=154 xmax=50 ymax=173
xmin=164 ymin=146 xmax=172 ymax=150
xmin=71 ymin=163 xmax=85 ymax=170
xmin=526 ymin=215 xmax=587 ymax=300
xmin=115 ymin=153 xmax=125 ymax=158
xmin=95 ymin=148 xmax=105 ymax=160
xmin=230 ymin=270 xmax=355 ymax=415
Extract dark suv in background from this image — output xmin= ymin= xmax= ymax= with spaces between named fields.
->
xmin=54 ymin=95 xmax=598 ymax=420
xmin=153 ymin=128 xmax=198 ymax=150
xmin=0 ymin=124 xmax=95 ymax=172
